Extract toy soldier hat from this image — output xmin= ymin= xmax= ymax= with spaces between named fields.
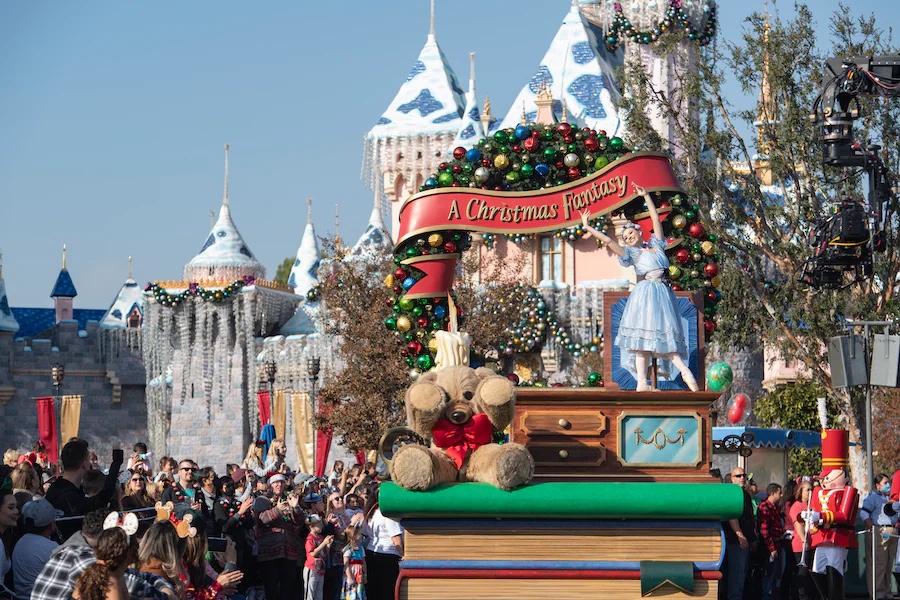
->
xmin=819 ymin=429 xmax=850 ymax=478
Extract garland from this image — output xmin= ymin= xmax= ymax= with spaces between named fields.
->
xmin=146 ymin=276 xmax=256 ymax=307
xmin=606 ymin=0 xmax=717 ymax=52
xmin=387 ymin=122 xmax=723 ymax=372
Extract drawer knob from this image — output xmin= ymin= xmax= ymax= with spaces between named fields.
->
xmin=558 ymin=449 xmax=569 ymax=459
xmin=558 ymin=418 xmax=571 ymax=429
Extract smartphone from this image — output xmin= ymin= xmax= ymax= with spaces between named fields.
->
xmin=112 ymin=449 xmax=124 ymax=464
xmin=222 ymin=562 xmax=238 ymax=573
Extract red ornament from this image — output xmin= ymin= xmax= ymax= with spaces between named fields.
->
xmin=563 ymin=135 xmax=574 ymax=144
xmin=482 ymin=158 xmax=492 ymax=167
xmin=407 ymin=341 xmax=423 ymax=355
xmin=675 ymin=249 xmax=691 ymax=264
xmin=568 ymin=167 xmax=582 ymax=180
xmin=552 ymin=382 xmax=565 ymax=388
xmin=451 ymin=182 xmax=460 ymax=187
xmin=394 ymin=268 xmax=406 ymax=279
xmin=400 ymin=350 xmax=408 ymax=357
xmin=598 ymin=130 xmax=607 ymax=137
xmin=555 ymin=160 xmax=565 ymax=169
xmin=704 ymin=263 xmax=719 ymax=277
xmin=688 ymin=222 xmax=705 ymax=238
xmin=584 ymin=137 xmax=599 ymax=151
xmin=598 ymin=381 xmax=605 ymax=387
xmin=706 ymin=291 xmax=717 ymax=302
xmin=671 ymin=284 xmax=682 ymax=291
xmin=705 ymin=319 xmax=717 ymax=333
xmin=512 ymin=145 xmax=522 ymax=153
xmin=385 ymin=298 xmax=394 ymax=306
xmin=452 ymin=165 xmax=462 ymax=174
xmin=558 ymin=123 xmax=572 ymax=135
xmin=439 ymin=162 xmax=449 ymax=171
xmin=452 ymin=147 xmax=466 ymax=160
xmin=392 ymin=285 xmax=402 ymax=294
xmin=524 ymin=138 xmax=539 ymax=152
xmin=444 ymin=242 xmax=457 ymax=253
xmin=507 ymin=373 xmax=520 ymax=384
xmin=417 ymin=317 xmax=428 ymax=328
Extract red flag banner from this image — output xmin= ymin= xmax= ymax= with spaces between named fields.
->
xmin=35 ymin=397 xmax=58 ymax=465
xmin=396 ymin=152 xmax=682 ymax=299
xmin=256 ymin=391 xmax=271 ymax=429
xmin=315 ymin=429 xmax=332 ymax=478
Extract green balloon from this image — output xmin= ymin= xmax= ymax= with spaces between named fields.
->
xmin=706 ymin=362 xmax=734 ymax=392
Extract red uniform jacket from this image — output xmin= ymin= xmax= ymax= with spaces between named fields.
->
xmin=809 ymin=486 xmax=859 ymax=549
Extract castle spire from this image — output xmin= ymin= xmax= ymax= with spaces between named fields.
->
xmin=334 ymin=204 xmax=342 ymax=245
xmin=222 ymin=143 xmax=230 ymax=207
xmin=62 ymin=244 xmax=67 ymax=270
xmin=0 ymin=250 xmax=3 ymax=279
xmin=429 ymin=0 xmax=435 ymax=37
xmin=307 ymin=197 xmax=313 ymax=225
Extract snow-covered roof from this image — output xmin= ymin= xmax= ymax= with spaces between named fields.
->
xmin=280 ymin=305 xmax=316 ymax=336
xmin=448 ymin=53 xmax=485 ymax=152
xmin=498 ymin=3 xmax=622 ymax=134
xmin=289 ymin=201 xmax=321 ymax=298
xmin=0 ymin=276 xmax=20 ymax=334
xmin=99 ymin=278 xmax=143 ymax=329
xmin=183 ymin=146 xmax=265 ymax=281
xmin=365 ymin=31 xmax=465 ymax=140
xmin=346 ymin=197 xmax=393 ymax=262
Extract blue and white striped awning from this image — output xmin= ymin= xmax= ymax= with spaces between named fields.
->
xmin=713 ymin=427 xmax=823 ymax=450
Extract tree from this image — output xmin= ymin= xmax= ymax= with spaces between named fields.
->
xmin=616 ymin=4 xmax=900 ymax=491
xmin=314 ymin=238 xmax=410 ymax=452
xmin=273 ymin=257 xmax=294 ymax=287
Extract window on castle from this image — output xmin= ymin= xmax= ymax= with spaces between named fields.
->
xmin=127 ymin=307 xmax=142 ymax=329
xmin=539 ymin=235 xmax=563 ymax=282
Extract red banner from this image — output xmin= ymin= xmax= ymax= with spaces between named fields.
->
xmin=256 ymin=391 xmax=271 ymax=428
xmin=395 ymin=152 xmax=683 ymax=299
xmin=36 ymin=397 xmax=58 ymax=465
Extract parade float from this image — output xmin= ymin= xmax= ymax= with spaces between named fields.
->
xmin=375 ymin=120 xmax=743 ymax=599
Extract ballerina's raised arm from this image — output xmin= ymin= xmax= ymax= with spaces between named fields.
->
xmin=632 ymin=183 xmax=665 ymax=242
xmin=580 ymin=209 xmax=627 ymax=258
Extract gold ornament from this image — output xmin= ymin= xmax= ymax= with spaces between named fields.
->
xmin=673 ymin=215 xmax=687 ymax=229
xmin=427 ymin=337 xmax=438 ymax=352
xmin=384 ymin=274 xmax=394 ymax=288
xmin=669 ymin=265 xmax=683 ymax=279
xmin=701 ymin=241 xmax=715 ymax=255
xmin=711 ymin=276 xmax=721 ymax=287
xmin=494 ymin=154 xmax=510 ymax=169
xmin=396 ymin=316 xmax=412 ymax=332
xmin=427 ymin=233 xmax=443 ymax=247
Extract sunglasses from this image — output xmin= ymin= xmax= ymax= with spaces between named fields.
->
xmin=131 ymin=478 xmax=144 ymax=482
xmin=734 ymin=474 xmax=747 ymax=478
xmin=180 ymin=467 xmax=196 ymax=472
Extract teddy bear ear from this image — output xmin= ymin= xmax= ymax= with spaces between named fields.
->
xmin=474 ymin=367 xmax=502 ymax=380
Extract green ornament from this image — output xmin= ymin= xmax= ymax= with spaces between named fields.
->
xmin=431 ymin=321 xmax=442 ymax=330
xmin=385 ymin=316 xmax=397 ymax=330
xmin=587 ymin=371 xmax=601 ymax=384
xmin=438 ymin=172 xmax=454 ymax=187
xmin=505 ymin=171 xmax=520 ymax=183
xmin=416 ymin=354 xmax=434 ymax=370
xmin=399 ymin=298 xmax=414 ymax=310
xmin=708 ymin=234 xmax=717 ymax=242
xmin=685 ymin=210 xmax=696 ymax=219
xmin=543 ymin=147 xmax=557 ymax=160
xmin=594 ymin=156 xmax=610 ymax=170
xmin=405 ymin=357 xmax=414 ymax=367
xmin=493 ymin=131 xmax=509 ymax=144
xmin=405 ymin=247 xmax=418 ymax=258
xmin=462 ymin=163 xmax=474 ymax=174
xmin=412 ymin=306 xmax=423 ymax=316
xmin=520 ymin=164 xmax=534 ymax=178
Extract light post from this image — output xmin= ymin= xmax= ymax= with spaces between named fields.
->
xmin=51 ymin=363 xmax=65 ymax=473
xmin=265 ymin=359 xmax=277 ymax=402
xmin=307 ymin=357 xmax=321 ymax=474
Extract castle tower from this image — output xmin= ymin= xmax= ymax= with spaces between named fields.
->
xmin=288 ymin=198 xmax=322 ymax=299
xmin=362 ymin=0 xmax=466 ymax=240
xmin=50 ymin=244 xmax=77 ymax=323
xmin=99 ymin=257 xmax=144 ymax=329
xmin=0 ymin=253 xmax=19 ymax=335
xmin=448 ymin=52 xmax=485 ymax=152
xmin=498 ymin=2 xmax=622 ymax=133
xmin=752 ymin=10 xmax=778 ymax=186
xmin=346 ymin=188 xmax=394 ymax=262
xmin=0 ymin=253 xmax=17 ymax=405
xmin=183 ymin=144 xmax=266 ymax=282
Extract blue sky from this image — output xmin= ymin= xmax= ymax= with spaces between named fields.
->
xmin=0 ymin=0 xmax=887 ymax=308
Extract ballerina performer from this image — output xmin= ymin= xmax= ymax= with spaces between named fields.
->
xmin=580 ymin=183 xmax=699 ymax=392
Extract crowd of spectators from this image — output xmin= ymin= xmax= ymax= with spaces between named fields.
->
xmin=0 ymin=438 xmax=402 ymax=600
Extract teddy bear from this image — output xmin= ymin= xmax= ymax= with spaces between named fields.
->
xmin=390 ymin=365 xmax=534 ymax=491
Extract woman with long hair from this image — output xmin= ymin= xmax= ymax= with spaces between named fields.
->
xmin=789 ymin=480 xmax=816 ymax=600
xmin=181 ymin=512 xmax=242 ymax=600
xmin=72 ymin=527 xmax=136 ymax=600
xmin=138 ymin=520 xmax=186 ymax=598
xmin=121 ymin=471 xmax=154 ymax=511
xmin=10 ymin=463 xmax=41 ymax=499
xmin=264 ymin=439 xmax=287 ymax=475
xmin=362 ymin=482 xmax=403 ymax=600
xmin=241 ymin=443 xmax=266 ymax=478
xmin=0 ymin=486 xmax=20 ymax=596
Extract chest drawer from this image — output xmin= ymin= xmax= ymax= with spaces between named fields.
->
xmin=519 ymin=409 xmax=608 ymax=438
xmin=528 ymin=441 xmax=607 ymax=467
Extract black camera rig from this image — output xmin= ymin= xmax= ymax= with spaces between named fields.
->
xmin=800 ymin=55 xmax=899 ymax=289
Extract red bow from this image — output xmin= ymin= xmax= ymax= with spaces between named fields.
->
xmin=431 ymin=413 xmax=493 ymax=469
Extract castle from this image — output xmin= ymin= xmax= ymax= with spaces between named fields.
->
xmin=0 ymin=1 xmax=747 ymax=470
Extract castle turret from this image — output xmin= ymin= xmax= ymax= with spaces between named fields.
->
xmin=288 ymin=198 xmax=321 ymax=299
xmin=50 ymin=244 xmax=77 ymax=323
xmin=0 ymin=252 xmax=19 ymax=334
xmin=448 ymin=53 xmax=485 ymax=152
xmin=183 ymin=144 xmax=266 ymax=282
xmin=362 ymin=0 xmax=466 ymax=239
xmin=100 ymin=257 xmax=143 ymax=329
xmin=498 ymin=2 xmax=621 ymax=133
xmin=346 ymin=188 xmax=394 ymax=262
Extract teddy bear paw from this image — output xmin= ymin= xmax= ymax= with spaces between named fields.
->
xmin=492 ymin=443 xmax=535 ymax=490
xmin=390 ymin=444 xmax=438 ymax=491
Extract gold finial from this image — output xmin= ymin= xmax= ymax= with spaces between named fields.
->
xmin=429 ymin=0 xmax=435 ymax=36
xmin=334 ymin=204 xmax=342 ymax=245
xmin=469 ymin=52 xmax=475 ymax=83
xmin=62 ymin=244 xmax=67 ymax=270
xmin=521 ymin=101 xmax=527 ymax=125
xmin=561 ymin=97 xmax=568 ymax=123
xmin=127 ymin=256 xmax=133 ymax=279
xmin=307 ymin=197 xmax=313 ymax=225
xmin=223 ymin=143 xmax=230 ymax=207
xmin=483 ymin=96 xmax=492 ymax=118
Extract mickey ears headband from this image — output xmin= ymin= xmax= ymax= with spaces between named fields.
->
xmin=154 ymin=501 xmax=197 ymax=538
xmin=103 ymin=511 xmax=139 ymax=539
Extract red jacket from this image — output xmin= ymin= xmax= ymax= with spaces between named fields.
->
xmin=758 ymin=499 xmax=785 ymax=554
xmin=810 ymin=486 xmax=859 ymax=549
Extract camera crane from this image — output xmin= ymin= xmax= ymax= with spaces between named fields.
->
xmin=799 ymin=55 xmax=900 ymax=289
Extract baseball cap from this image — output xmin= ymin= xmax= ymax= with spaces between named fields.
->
xmin=305 ymin=513 xmax=322 ymax=525
xmin=304 ymin=493 xmax=322 ymax=504
xmin=23 ymin=498 xmax=63 ymax=527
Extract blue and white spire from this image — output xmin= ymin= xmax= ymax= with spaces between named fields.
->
xmin=289 ymin=198 xmax=321 ymax=298
xmin=498 ymin=1 xmax=622 ymax=134
xmin=100 ymin=256 xmax=144 ymax=329
xmin=0 ymin=252 xmax=20 ymax=334
xmin=448 ymin=53 xmax=485 ymax=153
xmin=184 ymin=144 xmax=266 ymax=282
xmin=346 ymin=187 xmax=393 ymax=262
xmin=363 ymin=0 xmax=466 ymax=215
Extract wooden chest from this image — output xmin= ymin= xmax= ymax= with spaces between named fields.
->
xmin=511 ymin=388 xmax=721 ymax=483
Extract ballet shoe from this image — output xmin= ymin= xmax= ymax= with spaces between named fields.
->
xmin=681 ymin=371 xmax=700 ymax=392
xmin=636 ymin=380 xmax=651 ymax=392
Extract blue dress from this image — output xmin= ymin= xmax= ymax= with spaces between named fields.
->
xmin=614 ymin=235 xmax=688 ymax=381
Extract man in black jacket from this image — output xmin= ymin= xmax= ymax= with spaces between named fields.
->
xmin=44 ymin=439 xmax=123 ymax=540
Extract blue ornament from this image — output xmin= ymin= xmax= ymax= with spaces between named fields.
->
xmin=402 ymin=277 xmax=416 ymax=290
xmin=433 ymin=305 xmax=447 ymax=319
xmin=465 ymin=148 xmax=481 ymax=163
xmin=424 ymin=178 xmax=438 ymax=190
xmin=535 ymin=163 xmax=551 ymax=177
xmin=514 ymin=125 xmax=531 ymax=140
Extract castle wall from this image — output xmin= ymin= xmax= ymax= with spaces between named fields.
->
xmin=0 ymin=320 xmax=147 ymax=458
